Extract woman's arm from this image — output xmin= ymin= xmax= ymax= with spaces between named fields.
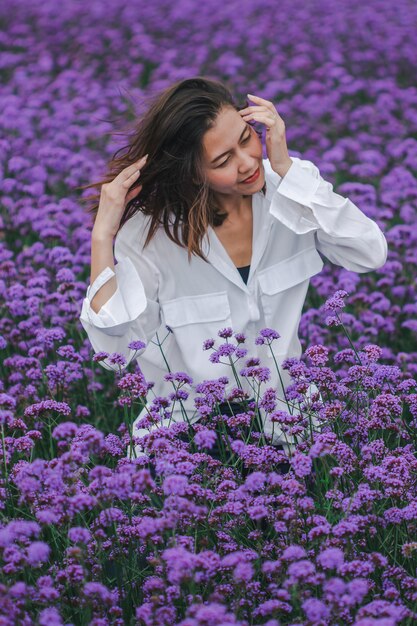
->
xmin=89 ymin=229 xmax=117 ymax=314
xmin=79 ymin=154 xmax=162 ymax=370
xmin=267 ymin=157 xmax=388 ymax=272
xmin=79 ymin=218 xmax=161 ymax=371
xmin=239 ymin=95 xmax=387 ymax=272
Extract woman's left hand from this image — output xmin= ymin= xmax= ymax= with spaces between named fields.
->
xmin=239 ymin=94 xmax=293 ymax=177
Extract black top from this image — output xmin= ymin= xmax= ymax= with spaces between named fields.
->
xmin=237 ymin=264 xmax=250 ymax=284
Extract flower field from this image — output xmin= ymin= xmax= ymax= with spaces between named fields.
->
xmin=1 ymin=0 xmax=417 ymax=624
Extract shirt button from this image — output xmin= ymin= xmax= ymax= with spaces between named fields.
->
xmin=247 ymin=295 xmax=260 ymax=321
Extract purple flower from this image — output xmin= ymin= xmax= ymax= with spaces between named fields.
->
xmin=35 ymin=327 xmax=66 ymax=348
xmin=162 ymin=546 xmax=195 ymax=585
xmin=194 ymin=428 xmax=217 ymax=450
xmin=52 ymin=421 xmax=79 ymax=440
xmin=36 ymin=509 xmax=60 ymax=524
xmin=162 ymin=474 xmax=189 ymax=495
xmin=169 ymin=388 xmax=189 ymax=401
xmin=317 ymin=547 xmax=345 ymax=570
xmin=128 ymin=340 xmax=146 ymax=351
xmin=255 ymin=328 xmax=281 ymax=345
xmin=216 ymin=343 xmax=236 ymax=357
xmin=218 ymin=327 xmax=233 ymax=338
xmin=233 ymin=561 xmax=254 ymax=582
xmin=243 ymin=471 xmax=266 ymax=492
xmin=402 ymin=319 xmax=417 ymax=332
xmin=302 ymin=598 xmax=330 ymax=622
xmin=324 ymin=289 xmax=349 ymax=311
xmin=27 ymin=541 xmax=50 ymax=566
xmin=281 ymin=546 xmax=307 ymax=561
xmin=368 ymin=393 xmax=402 ymax=428
xmin=287 ymin=559 xmax=316 ymax=582
xmin=118 ymin=371 xmax=151 ymax=396
xmin=83 ymin=582 xmax=117 ymax=605
xmin=259 ymin=387 xmax=277 ymax=412
xmin=24 ymin=400 xmax=71 ymax=418
xmin=194 ymin=379 xmax=227 ymax=404
xmin=108 ymin=352 xmax=127 ymax=366
xmin=346 ymin=578 xmax=370 ymax=604
xmin=68 ymin=527 xmax=91 ymax=543
xmin=92 ymin=351 xmax=110 ymax=362
xmin=183 ymin=601 xmax=238 ymax=624
xmin=305 ymin=344 xmax=330 ymax=365
xmin=325 ymin=314 xmax=342 ymax=327
xmin=209 ymin=352 xmax=221 ymax=363
xmin=362 ymin=343 xmax=383 ymax=363
xmin=247 ymin=504 xmax=269 ymax=520
xmin=76 ymin=405 xmax=90 ymax=418
xmin=239 ymin=366 xmax=271 ymax=382
xmin=164 ymin=371 xmax=193 ymax=385
xmin=39 ymin=607 xmax=63 ymax=626
xmin=56 ymin=344 xmax=82 ymax=361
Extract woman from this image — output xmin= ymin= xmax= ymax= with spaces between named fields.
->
xmin=79 ymin=76 xmax=387 ymax=458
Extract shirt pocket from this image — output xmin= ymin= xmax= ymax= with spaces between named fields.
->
xmin=161 ymin=291 xmax=233 ymax=381
xmin=257 ymin=246 xmax=324 ymax=332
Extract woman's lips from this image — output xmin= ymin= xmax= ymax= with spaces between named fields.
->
xmin=241 ymin=167 xmax=260 ymax=184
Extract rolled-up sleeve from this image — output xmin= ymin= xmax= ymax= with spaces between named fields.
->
xmin=81 ymin=257 xmax=147 ymax=332
xmin=79 ymin=214 xmax=161 ymax=370
xmin=268 ymin=157 xmax=388 ymax=273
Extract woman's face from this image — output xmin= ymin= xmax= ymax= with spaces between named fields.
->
xmin=201 ymin=105 xmax=264 ymax=199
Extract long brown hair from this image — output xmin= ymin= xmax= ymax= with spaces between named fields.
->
xmin=80 ymin=76 xmax=266 ymax=262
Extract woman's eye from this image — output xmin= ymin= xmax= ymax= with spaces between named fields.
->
xmin=217 ymin=156 xmax=230 ymax=168
xmin=216 ymin=134 xmax=251 ymax=168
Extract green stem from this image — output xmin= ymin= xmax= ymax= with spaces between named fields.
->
xmin=228 ymin=354 xmax=244 ymax=390
xmin=267 ymin=342 xmax=294 ymax=414
xmin=1 ymin=425 xmax=8 ymax=484
xmin=337 ymin=315 xmax=363 ymax=364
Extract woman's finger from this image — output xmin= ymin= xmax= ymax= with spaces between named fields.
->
xmin=247 ymin=95 xmax=281 ymax=118
xmin=241 ymin=112 xmax=276 ymax=127
xmin=247 ymin=93 xmax=275 ymax=109
xmin=239 ymin=105 xmax=268 ymax=115
xmin=116 ymin=155 xmax=148 ymax=184
xmin=125 ymin=184 xmax=143 ymax=204
xmin=121 ymin=169 xmax=141 ymax=188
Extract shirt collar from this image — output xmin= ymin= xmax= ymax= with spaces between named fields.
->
xmin=202 ymin=191 xmax=272 ymax=291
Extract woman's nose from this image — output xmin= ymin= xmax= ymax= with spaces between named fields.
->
xmin=238 ymin=153 xmax=255 ymax=174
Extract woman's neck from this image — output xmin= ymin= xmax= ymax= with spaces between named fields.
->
xmin=213 ymin=197 xmax=252 ymax=233
xmin=214 ymin=194 xmax=252 ymax=220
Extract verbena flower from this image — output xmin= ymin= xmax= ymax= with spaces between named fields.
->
xmin=218 ymin=327 xmax=233 ymax=338
xmin=164 ymin=371 xmax=193 ymax=385
xmin=108 ymin=352 xmax=127 ymax=366
xmin=255 ymin=328 xmax=281 ymax=345
xmin=324 ymin=290 xmax=350 ymax=311
xmin=193 ymin=428 xmax=217 ymax=450
xmin=128 ymin=340 xmax=146 ymax=351
xmin=92 ymin=351 xmax=110 ymax=362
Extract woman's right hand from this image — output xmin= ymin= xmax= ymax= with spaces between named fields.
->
xmin=92 ymin=154 xmax=148 ymax=239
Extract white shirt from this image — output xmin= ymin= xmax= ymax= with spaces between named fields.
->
xmin=79 ymin=156 xmax=387 ymax=451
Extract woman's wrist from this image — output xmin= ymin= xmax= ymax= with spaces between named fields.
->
xmin=92 ymin=226 xmax=115 ymax=243
xmin=272 ymin=158 xmax=293 ymax=178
